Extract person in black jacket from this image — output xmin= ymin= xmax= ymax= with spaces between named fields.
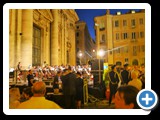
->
xmin=121 ymin=63 xmax=130 ymax=85
xmin=61 ymin=66 xmax=77 ymax=109
xmin=108 ymin=65 xmax=120 ymax=106
xmin=27 ymin=70 xmax=34 ymax=87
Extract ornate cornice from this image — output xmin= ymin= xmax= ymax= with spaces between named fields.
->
xmin=33 ymin=10 xmax=51 ymax=28
xmin=37 ymin=9 xmax=53 ymax=22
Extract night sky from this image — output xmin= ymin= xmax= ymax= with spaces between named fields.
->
xmin=75 ymin=9 xmax=141 ymax=41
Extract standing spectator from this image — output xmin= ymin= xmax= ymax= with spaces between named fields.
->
xmin=114 ymin=85 xmax=140 ymax=109
xmin=121 ymin=63 xmax=130 ymax=85
xmin=53 ymin=70 xmax=62 ymax=93
xmin=61 ymin=66 xmax=77 ymax=109
xmin=128 ymin=70 xmax=142 ymax=91
xmin=108 ymin=65 xmax=120 ymax=106
xmin=27 ymin=70 xmax=34 ymax=87
xmin=17 ymin=81 xmax=62 ymax=109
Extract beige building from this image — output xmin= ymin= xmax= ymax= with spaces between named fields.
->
xmin=75 ymin=21 xmax=96 ymax=65
xmin=9 ymin=9 xmax=79 ymax=69
xmin=94 ymin=9 xmax=145 ymax=66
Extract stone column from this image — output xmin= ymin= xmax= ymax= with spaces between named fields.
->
xmin=69 ymin=26 xmax=76 ymax=65
xmin=51 ymin=10 xmax=59 ymax=66
xmin=16 ymin=10 xmax=22 ymax=65
xmin=45 ymin=23 xmax=50 ymax=65
xmin=106 ymin=15 xmax=113 ymax=64
xmin=62 ymin=13 xmax=65 ymax=65
xmin=9 ymin=9 xmax=16 ymax=69
xmin=21 ymin=10 xmax=33 ymax=69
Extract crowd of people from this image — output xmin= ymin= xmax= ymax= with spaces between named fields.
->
xmin=9 ymin=62 xmax=145 ymax=109
xmin=105 ymin=63 xmax=145 ymax=108
xmin=10 ymin=64 xmax=90 ymax=109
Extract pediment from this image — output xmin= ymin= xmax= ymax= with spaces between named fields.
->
xmin=37 ymin=9 xmax=53 ymax=22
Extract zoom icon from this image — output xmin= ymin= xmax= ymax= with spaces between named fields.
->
xmin=137 ymin=89 xmax=158 ymax=110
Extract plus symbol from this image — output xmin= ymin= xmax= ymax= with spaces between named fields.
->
xmin=142 ymin=93 xmax=153 ymax=105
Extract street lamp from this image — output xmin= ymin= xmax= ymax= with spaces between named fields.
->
xmin=97 ymin=49 xmax=105 ymax=84
xmin=79 ymin=53 xmax=82 ymax=65
xmin=78 ymin=51 xmax=83 ymax=65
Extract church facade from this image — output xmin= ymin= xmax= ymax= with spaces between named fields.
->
xmin=9 ymin=9 xmax=79 ymax=69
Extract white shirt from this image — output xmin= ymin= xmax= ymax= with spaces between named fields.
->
xmin=17 ymin=97 xmax=62 ymax=109
xmin=128 ymin=79 xmax=142 ymax=91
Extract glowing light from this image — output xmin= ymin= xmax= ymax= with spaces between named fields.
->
xmin=97 ymin=49 xmax=105 ymax=57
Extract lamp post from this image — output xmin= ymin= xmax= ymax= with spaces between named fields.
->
xmin=97 ymin=49 xmax=105 ymax=84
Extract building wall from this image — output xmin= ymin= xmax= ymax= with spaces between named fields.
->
xmin=94 ymin=10 xmax=145 ymax=66
xmin=9 ymin=9 xmax=79 ymax=69
xmin=75 ymin=21 xmax=95 ymax=65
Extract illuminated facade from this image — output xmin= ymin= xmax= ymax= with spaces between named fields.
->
xmin=94 ymin=9 xmax=145 ymax=66
xmin=75 ymin=21 xmax=96 ymax=65
xmin=9 ymin=9 xmax=79 ymax=69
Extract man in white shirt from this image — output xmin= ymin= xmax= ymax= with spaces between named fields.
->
xmin=17 ymin=81 xmax=62 ymax=109
xmin=128 ymin=70 xmax=142 ymax=91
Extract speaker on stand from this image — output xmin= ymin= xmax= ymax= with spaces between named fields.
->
xmin=89 ymin=59 xmax=106 ymax=99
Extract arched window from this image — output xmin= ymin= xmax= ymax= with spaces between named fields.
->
xmin=116 ymin=61 xmax=122 ymax=66
xmin=132 ymin=59 xmax=138 ymax=66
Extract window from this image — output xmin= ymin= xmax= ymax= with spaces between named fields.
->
xmin=76 ymin=32 xmax=79 ymax=37
xmin=132 ymin=59 xmax=138 ymax=66
xmin=123 ymin=33 xmax=128 ymax=39
xmin=116 ymin=33 xmax=119 ymax=40
xmin=32 ymin=26 xmax=41 ymax=66
xmin=77 ymin=40 xmax=79 ymax=44
xmin=115 ymin=20 xmax=119 ymax=27
xmin=141 ymin=45 xmax=145 ymax=52
xmin=100 ymin=34 xmax=105 ymax=44
xmin=123 ymin=20 xmax=127 ymax=26
xmin=132 ymin=32 xmax=136 ymax=39
xmin=131 ymin=19 xmax=136 ymax=27
xmin=139 ymin=18 xmax=143 ymax=24
xmin=124 ymin=46 xmax=128 ymax=53
xmin=70 ymin=23 xmax=73 ymax=27
xmin=116 ymin=62 xmax=122 ymax=66
xmin=77 ymin=26 xmax=79 ymax=29
xmin=100 ymin=22 xmax=105 ymax=30
xmin=125 ymin=58 xmax=128 ymax=62
xmin=140 ymin=31 xmax=144 ymax=38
